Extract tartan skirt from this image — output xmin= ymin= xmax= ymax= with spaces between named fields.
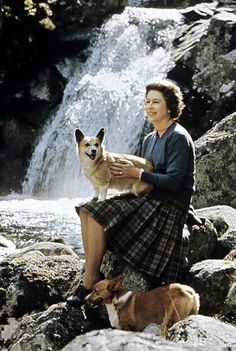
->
xmin=76 ymin=193 xmax=190 ymax=282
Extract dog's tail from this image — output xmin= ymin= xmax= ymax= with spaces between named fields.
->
xmin=191 ymin=292 xmax=200 ymax=315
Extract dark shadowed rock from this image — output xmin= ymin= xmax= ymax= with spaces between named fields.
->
xmin=186 ymin=219 xmax=218 ymax=266
xmin=225 ymin=280 xmax=236 ymax=319
xmin=6 ymin=303 xmax=110 ymax=351
xmin=196 ymin=206 xmax=236 ymax=258
xmin=167 ymin=314 xmax=236 ymax=350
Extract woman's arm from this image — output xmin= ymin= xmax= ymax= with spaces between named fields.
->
xmin=141 ymin=134 xmax=190 ymax=191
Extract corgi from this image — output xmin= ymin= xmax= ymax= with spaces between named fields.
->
xmin=85 ymin=275 xmax=200 ymax=331
xmin=75 ymin=128 xmax=153 ymax=201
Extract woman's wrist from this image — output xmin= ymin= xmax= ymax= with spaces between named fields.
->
xmin=139 ymin=168 xmax=144 ymax=181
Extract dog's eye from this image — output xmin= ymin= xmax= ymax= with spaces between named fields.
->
xmin=85 ymin=143 xmax=90 ymax=147
xmin=94 ymin=143 xmax=99 ymax=147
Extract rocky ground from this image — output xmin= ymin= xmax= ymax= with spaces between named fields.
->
xmin=0 ymin=201 xmax=235 ymax=350
xmin=0 ymin=0 xmax=235 ymax=194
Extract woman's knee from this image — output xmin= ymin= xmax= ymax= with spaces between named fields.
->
xmin=79 ymin=207 xmax=87 ymax=218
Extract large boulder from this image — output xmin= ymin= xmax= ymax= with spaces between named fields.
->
xmin=193 ymin=113 xmax=236 ymax=208
xmin=5 ymin=303 xmax=109 ymax=351
xmin=167 ymin=314 xmax=236 ymax=350
xmin=196 ymin=206 xmax=236 ymax=257
xmin=169 ymin=6 xmax=236 ymax=138
xmin=61 ymin=328 xmax=205 ymax=351
xmin=101 ymin=250 xmax=150 ymax=291
xmin=0 ymin=254 xmax=83 ymax=323
xmin=189 ymin=259 xmax=236 ymax=315
xmin=186 ymin=219 xmax=218 ymax=267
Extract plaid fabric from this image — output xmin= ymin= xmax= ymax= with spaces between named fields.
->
xmin=76 ymin=193 xmax=189 ymax=282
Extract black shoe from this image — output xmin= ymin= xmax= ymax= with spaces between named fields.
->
xmin=67 ymin=281 xmax=92 ymax=307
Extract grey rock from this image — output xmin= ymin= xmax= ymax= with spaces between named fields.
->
xmin=167 ymin=314 xmax=236 ymax=351
xmin=189 ymin=259 xmax=236 ymax=315
xmin=0 ymin=237 xmax=16 ymax=259
xmin=101 ymin=250 xmax=151 ymax=291
xmin=225 ymin=282 xmax=236 ymax=318
xmin=7 ymin=241 xmax=78 ymax=258
xmin=142 ymin=323 xmax=161 ymax=335
xmin=61 ymin=328 xmax=205 ymax=351
xmin=193 ymin=113 xmax=236 ymax=209
xmin=170 ymin=8 xmax=236 ymax=138
xmin=5 ymin=302 xmax=109 ymax=351
xmin=196 ymin=206 xmax=236 ymax=257
xmin=187 ymin=218 xmax=218 ymax=266
xmin=7 ymin=303 xmax=92 ymax=351
xmin=0 ymin=255 xmax=83 ymax=322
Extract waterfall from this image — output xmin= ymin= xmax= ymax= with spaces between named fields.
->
xmin=22 ymin=7 xmax=183 ymax=199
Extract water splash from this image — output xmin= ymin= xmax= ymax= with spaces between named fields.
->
xmin=23 ymin=7 xmax=183 ymax=199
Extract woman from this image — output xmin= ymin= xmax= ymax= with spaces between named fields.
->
xmin=67 ymin=80 xmax=195 ymax=306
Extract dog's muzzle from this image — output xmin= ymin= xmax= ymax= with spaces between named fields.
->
xmin=85 ymin=296 xmax=103 ymax=308
xmin=86 ymin=152 xmax=96 ymax=160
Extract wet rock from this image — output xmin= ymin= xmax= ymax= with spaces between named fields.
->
xmin=180 ymin=2 xmax=217 ymax=22
xmin=7 ymin=241 xmax=78 ymax=259
xmin=0 ymin=255 xmax=83 ymax=323
xmin=193 ymin=113 xmax=236 ymax=209
xmin=189 ymin=259 xmax=236 ymax=315
xmin=0 ymin=237 xmax=16 ymax=259
xmin=167 ymin=314 xmax=236 ymax=350
xmin=61 ymin=328 xmax=205 ymax=351
xmin=6 ymin=303 xmax=109 ymax=351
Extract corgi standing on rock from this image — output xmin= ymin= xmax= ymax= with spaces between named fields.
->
xmin=85 ymin=274 xmax=200 ymax=331
xmin=75 ymin=128 xmax=153 ymax=201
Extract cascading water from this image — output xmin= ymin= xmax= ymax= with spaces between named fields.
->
xmin=22 ymin=7 xmax=183 ymax=199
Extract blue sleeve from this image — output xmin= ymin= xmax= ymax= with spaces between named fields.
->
xmin=141 ymin=134 xmax=190 ymax=191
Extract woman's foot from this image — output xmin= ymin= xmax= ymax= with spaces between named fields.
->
xmin=66 ymin=281 xmax=92 ymax=307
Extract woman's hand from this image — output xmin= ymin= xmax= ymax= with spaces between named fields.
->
xmin=109 ymin=159 xmax=140 ymax=179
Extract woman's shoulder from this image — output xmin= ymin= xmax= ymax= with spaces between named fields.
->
xmin=169 ymin=123 xmax=193 ymax=141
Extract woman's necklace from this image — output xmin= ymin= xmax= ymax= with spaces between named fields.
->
xmin=156 ymin=119 xmax=174 ymax=137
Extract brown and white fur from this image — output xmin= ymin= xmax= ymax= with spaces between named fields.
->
xmin=75 ymin=128 xmax=153 ymax=201
xmin=85 ymin=275 xmax=200 ymax=331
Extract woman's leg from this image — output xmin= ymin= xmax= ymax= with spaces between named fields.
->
xmin=79 ymin=208 xmax=107 ymax=290
xmin=79 ymin=208 xmax=89 ymax=264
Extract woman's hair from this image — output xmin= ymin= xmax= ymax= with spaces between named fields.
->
xmin=145 ymin=80 xmax=185 ymax=120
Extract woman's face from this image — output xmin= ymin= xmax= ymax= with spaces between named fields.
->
xmin=145 ymin=90 xmax=169 ymax=125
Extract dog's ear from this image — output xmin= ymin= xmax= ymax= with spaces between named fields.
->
xmin=75 ymin=129 xmax=84 ymax=144
xmin=96 ymin=128 xmax=105 ymax=143
xmin=108 ymin=275 xmax=123 ymax=292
